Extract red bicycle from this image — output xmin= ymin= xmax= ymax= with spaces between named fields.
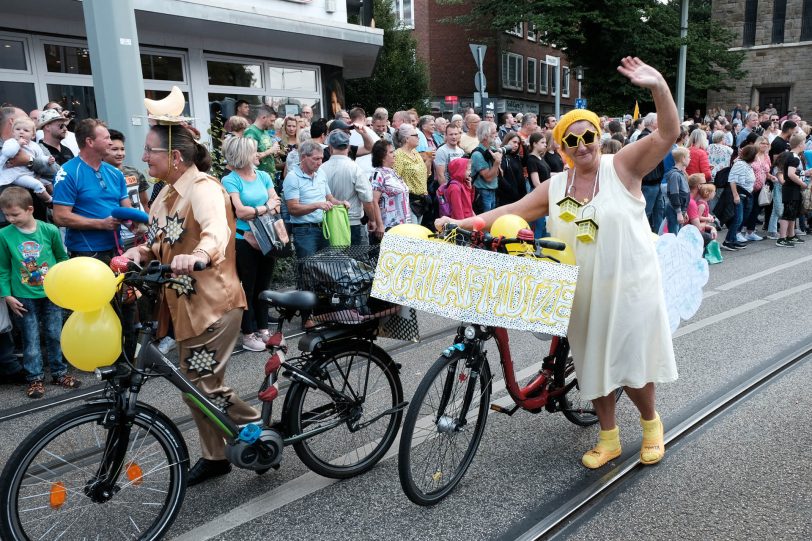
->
xmin=397 ymin=224 xmax=623 ymax=505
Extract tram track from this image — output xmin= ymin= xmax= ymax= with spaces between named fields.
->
xmin=0 ymin=320 xmax=459 ymax=425
xmin=502 ymin=338 xmax=812 ymax=541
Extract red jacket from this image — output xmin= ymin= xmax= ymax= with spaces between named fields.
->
xmin=686 ymin=146 xmax=712 ymax=182
xmin=447 ymin=157 xmax=476 ymax=219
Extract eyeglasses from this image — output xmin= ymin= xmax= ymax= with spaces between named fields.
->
xmin=144 ymin=145 xmax=169 ymax=154
xmin=409 ymin=134 xmax=419 ymax=138
xmin=95 ymin=170 xmax=107 ymax=191
xmin=561 ymin=129 xmax=599 ymax=149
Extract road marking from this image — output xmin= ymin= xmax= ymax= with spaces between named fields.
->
xmin=173 ymin=278 xmax=812 ymax=540
xmin=714 ymin=254 xmax=812 ymax=291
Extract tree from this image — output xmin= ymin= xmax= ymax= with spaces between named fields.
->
xmin=345 ymin=0 xmax=431 ymax=114
xmin=443 ymin=0 xmax=745 ymax=116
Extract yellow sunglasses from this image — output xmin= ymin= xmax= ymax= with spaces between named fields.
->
xmin=562 ymin=129 xmax=599 ymax=149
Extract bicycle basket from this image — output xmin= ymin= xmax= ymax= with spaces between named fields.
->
xmin=296 ymin=245 xmax=398 ymax=324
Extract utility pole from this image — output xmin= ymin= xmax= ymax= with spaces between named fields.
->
xmin=676 ymin=0 xmax=689 ymax=121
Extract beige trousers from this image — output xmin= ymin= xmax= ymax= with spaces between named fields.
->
xmin=178 ymin=308 xmax=260 ymax=460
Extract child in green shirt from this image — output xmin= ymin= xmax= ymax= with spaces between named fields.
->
xmin=0 ymin=187 xmax=79 ymax=399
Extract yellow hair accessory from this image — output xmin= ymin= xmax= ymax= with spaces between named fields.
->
xmin=551 ymin=109 xmax=603 ymax=168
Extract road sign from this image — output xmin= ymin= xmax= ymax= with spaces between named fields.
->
xmin=474 ymin=72 xmax=486 ymax=93
xmin=469 ymin=44 xmax=487 ymax=68
xmin=575 ymin=98 xmax=587 ymax=109
xmin=474 ymin=92 xmax=489 ymax=107
xmin=545 ymin=55 xmax=559 ymax=67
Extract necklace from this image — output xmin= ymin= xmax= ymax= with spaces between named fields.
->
xmin=565 ymin=167 xmax=599 ymax=204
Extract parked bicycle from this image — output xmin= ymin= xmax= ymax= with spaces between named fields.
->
xmin=397 ymin=224 xmax=623 ymax=505
xmin=1 ymin=257 xmax=405 ymax=540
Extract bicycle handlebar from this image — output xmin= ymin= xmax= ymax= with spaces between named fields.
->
xmin=440 ymin=223 xmax=566 ymax=253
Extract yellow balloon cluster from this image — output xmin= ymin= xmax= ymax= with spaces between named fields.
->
xmin=540 ymin=237 xmax=576 ymax=265
xmin=44 ymin=258 xmax=122 ymax=372
xmin=490 ymin=214 xmax=531 ymax=255
xmin=387 ymin=223 xmax=433 ymax=240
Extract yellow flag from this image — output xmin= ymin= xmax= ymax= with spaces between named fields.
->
xmin=633 ymin=100 xmax=640 ymax=121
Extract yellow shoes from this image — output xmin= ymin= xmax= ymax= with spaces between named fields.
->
xmin=581 ymin=426 xmax=622 ymax=469
xmin=640 ymin=413 xmax=665 ymax=465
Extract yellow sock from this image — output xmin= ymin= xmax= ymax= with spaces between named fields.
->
xmin=581 ymin=426 xmax=622 ymax=469
xmin=640 ymin=412 xmax=664 ymax=465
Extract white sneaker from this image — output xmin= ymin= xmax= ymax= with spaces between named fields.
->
xmin=242 ymin=333 xmax=266 ymax=352
xmin=798 ymin=230 xmax=808 ymax=236
xmin=157 ymin=336 xmax=176 ymax=355
xmin=736 ymin=233 xmax=748 ymax=243
xmin=745 ymin=232 xmax=763 ymax=241
xmin=766 ymin=232 xmax=779 ymax=240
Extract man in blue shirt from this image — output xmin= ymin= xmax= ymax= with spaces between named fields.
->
xmin=53 ymin=118 xmax=132 ymax=257
xmin=283 ymin=140 xmax=348 ymax=260
xmin=52 ymin=118 xmax=135 ymax=359
xmin=470 ymin=121 xmax=503 ymax=213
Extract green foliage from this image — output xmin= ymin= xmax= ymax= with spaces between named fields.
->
xmin=449 ymin=0 xmax=745 ymax=116
xmin=345 ymin=0 xmax=431 ymax=114
xmin=207 ymin=114 xmax=226 ymax=178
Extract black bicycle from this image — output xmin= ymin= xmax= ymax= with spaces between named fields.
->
xmin=0 ymin=259 xmax=405 ymax=540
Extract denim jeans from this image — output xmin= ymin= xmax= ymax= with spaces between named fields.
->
xmin=477 ymin=188 xmax=497 ymax=213
xmin=642 ymin=183 xmax=666 ymax=232
xmin=350 ymin=224 xmax=369 ymax=246
xmin=292 ymin=223 xmax=328 ymax=260
xmin=533 ymin=216 xmax=549 ymax=239
xmin=726 ymin=200 xmax=744 ymax=243
xmin=14 ymin=297 xmax=65 ymax=382
xmin=664 ymin=201 xmax=680 ymax=235
xmin=743 ymin=188 xmax=761 ymax=231
xmin=768 ymin=183 xmax=783 ymax=234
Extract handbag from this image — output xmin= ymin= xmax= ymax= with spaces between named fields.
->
xmin=248 ymin=211 xmax=293 ymax=257
xmin=322 ymin=205 xmax=351 ymax=247
xmin=758 ymin=184 xmax=772 ymax=206
xmin=408 ymin=193 xmax=431 ymax=217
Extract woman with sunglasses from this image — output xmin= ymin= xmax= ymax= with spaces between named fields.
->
xmin=435 ymin=57 xmax=679 ymax=470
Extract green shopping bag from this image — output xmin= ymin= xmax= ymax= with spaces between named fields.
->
xmin=323 ymin=205 xmax=351 ymax=247
xmin=704 ymin=240 xmax=723 ymax=264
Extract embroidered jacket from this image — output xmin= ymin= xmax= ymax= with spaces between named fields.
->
xmin=138 ymin=166 xmax=246 ymax=341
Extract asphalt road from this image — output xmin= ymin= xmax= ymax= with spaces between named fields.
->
xmin=1 ymin=233 xmax=810 ymax=540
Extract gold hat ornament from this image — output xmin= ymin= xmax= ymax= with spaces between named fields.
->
xmin=143 ymin=86 xmax=191 ymax=125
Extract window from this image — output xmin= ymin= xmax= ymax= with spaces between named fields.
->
xmin=0 ymin=38 xmax=27 ymax=71
xmin=801 ymin=0 xmax=812 ymax=41
xmin=527 ymin=58 xmax=537 ymax=93
xmin=501 ymin=52 xmax=523 ymax=90
xmin=551 ymin=65 xmax=557 ymax=96
xmin=46 ymin=84 xmax=97 ymax=120
xmin=44 ymin=43 xmax=92 ymax=75
xmin=772 ymin=0 xmax=787 ymax=44
xmin=507 ymin=22 xmax=523 ymax=37
xmin=562 ymin=66 xmax=570 ymax=97
xmin=527 ymin=24 xmax=537 ymax=42
xmin=0 ymin=82 xmax=36 ymax=110
xmin=539 ymin=60 xmax=548 ymax=94
xmin=743 ymin=0 xmax=758 ymax=46
xmin=269 ymin=67 xmax=318 ymax=92
xmin=207 ymin=60 xmax=263 ymax=88
xmin=141 ymin=54 xmax=184 ymax=82
xmin=392 ymin=0 xmax=414 ymax=28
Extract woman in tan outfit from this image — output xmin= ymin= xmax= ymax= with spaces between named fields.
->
xmin=124 ymin=123 xmax=259 ymax=486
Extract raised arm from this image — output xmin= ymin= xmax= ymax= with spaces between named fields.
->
xmin=614 ymin=57 xmax=679 ymax=188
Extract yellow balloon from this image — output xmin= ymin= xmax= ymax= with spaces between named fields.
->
xmin=540 ymin=237 xmax=577 ymax=265
xmin=61 ymin=304 xmax=122 ymax=371
xmin=45 ymin=257 xmax=118 ymax=312
xmin=490 ymin=214 xmax=530 ymax=239
xmin=387 ymin=223 xmax=433 ymax=240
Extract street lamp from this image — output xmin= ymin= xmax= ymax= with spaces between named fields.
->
xmin=574 ymin=66 xmax=585 ymax=100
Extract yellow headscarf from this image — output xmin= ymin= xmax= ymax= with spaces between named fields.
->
xmin=551 ymin=109 xmax=603 ymax=168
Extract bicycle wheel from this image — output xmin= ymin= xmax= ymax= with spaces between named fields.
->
xmin=398 ymin=349 xmax=492 ymax=506
xmin=0 ymin=402 xmax=188 ymax=541
xmin=286 ymin=341 xmax=403 ymax=479
xmin=560 ymin=360 xmax=624 ymax=427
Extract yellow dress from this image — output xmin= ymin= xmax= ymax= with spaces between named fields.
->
xmin=547 ymin=154 xmax=678 ymax=400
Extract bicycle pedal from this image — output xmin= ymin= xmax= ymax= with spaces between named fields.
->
xmin=490 ymin=403 xmax=520 ymax=416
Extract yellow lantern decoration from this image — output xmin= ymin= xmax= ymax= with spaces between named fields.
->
xmin=575 ymin=206 xmax=599 ymax=243
xmin=61 ymin=304 xmax=122 ymax=371
xmin=557 ymin=196 xmax=583 ymax=223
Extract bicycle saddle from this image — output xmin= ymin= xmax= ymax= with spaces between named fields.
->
xmin=259 ymin=290 xmax=317 ymax=311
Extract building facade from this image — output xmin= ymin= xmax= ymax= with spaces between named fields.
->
xmin=1 ymin=0 xmax=382 ymax=153
xmin=406 ymin=0 xmax=577 ymax=118
xmin=708 ymin=0 xmax=812 ymax=116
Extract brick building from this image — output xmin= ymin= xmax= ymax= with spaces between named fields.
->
xmin=403 ymin=1 xmax=577 ymax=118
xmin=707 ymin=0 xmax=812 ymax=116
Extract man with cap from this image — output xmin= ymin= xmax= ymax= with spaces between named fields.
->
xmin=319 ymin=129 xmax=377 ymax=246
xmin=38 ymin=109 xmax=75 ymax=166
xmin=326 ymin=118 xmax=373 ymax=162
